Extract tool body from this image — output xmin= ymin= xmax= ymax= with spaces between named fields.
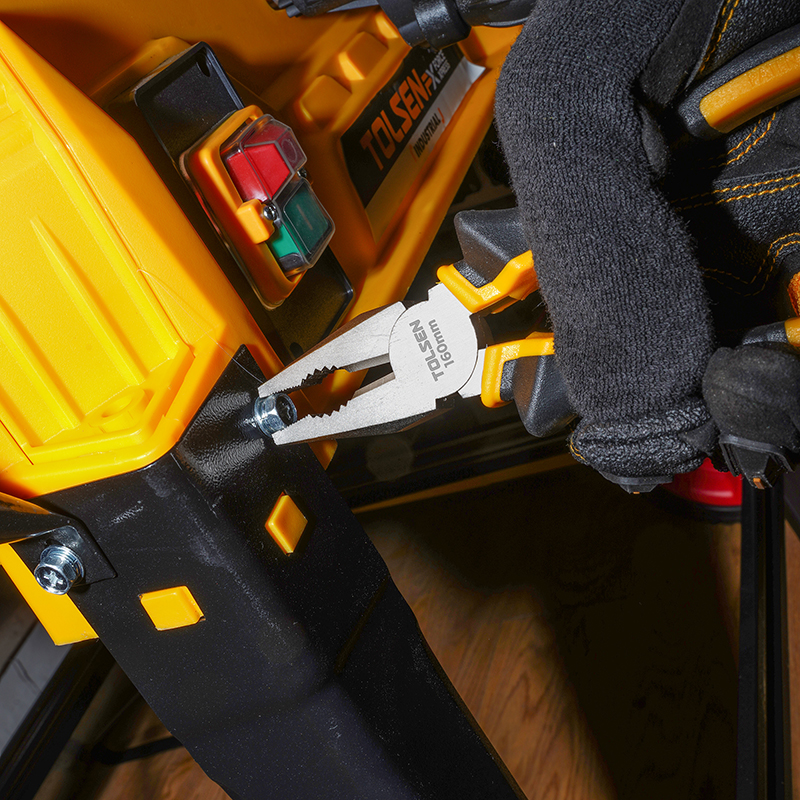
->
xmin=259 ymin=208 xmax=573 ymax=445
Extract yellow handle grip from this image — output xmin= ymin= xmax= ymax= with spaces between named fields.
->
xmin=700 ymin=45 xmax=800 ymax=133
xmin=480 ymin=332 xmax=555 ymax=408
xmin=437 ymin=250 xmax=538 ymax=314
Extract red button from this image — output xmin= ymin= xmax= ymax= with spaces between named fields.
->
xmin=221 ymin=116 xmax=306 ymax=203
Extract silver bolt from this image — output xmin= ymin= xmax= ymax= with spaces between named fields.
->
xmin=34 ymin=545 xmax=84 ymax=595
xmin=254 ymin=393 xmax=297 ymax=436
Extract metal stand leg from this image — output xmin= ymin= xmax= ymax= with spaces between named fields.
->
xmin=738 ymin=480 xmax=792 ymax=799
xmin=12 ymin=350 xmax=524 ymax=800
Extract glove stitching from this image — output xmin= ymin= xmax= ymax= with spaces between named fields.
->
xmin=675 ymin=171 xmax=800 ymax=209
xmin=698 ymin=0 xmax=742 ymax=75
xmin=710 ymin=111 xmax=776 ymax=168
xmin=568 ymin=437 xmax=587 ymax=464
xmin=709 ymin=118 xmax=761 ymax=164
xmin=703 ymin=232 xmax=800 ymax=295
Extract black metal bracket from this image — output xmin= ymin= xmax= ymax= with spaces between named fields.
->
xmin=1 ymin=493 xmax=115 ymax=586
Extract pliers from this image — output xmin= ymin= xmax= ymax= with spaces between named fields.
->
xmin=257 ymin=209 xmax=574 ymax=445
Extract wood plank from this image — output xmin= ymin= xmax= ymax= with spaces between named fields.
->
xmin=365 ymin=467 xmax=738 ymax=799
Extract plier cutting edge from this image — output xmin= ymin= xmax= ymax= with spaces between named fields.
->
xmin=257 ymin=209 xmax=572 ymax=445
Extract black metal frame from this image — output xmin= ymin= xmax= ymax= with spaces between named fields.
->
xmin=11 ymin=348 xmax=523 ymax=800
xmin=737 ymin=480 xmax=793 ymax=799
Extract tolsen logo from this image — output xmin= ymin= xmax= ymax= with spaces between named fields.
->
xmin=409 ymin=318 xmax=454 ymax=382
xmin=341 ymin=47 xmax=464 ymax=208
xmin=359 ymin=52 xmax=453 ymax=171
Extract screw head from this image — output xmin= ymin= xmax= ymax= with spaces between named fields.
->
xmin=254 ymin=393 xmax=297 ymax=436
xmin=34 ymin=545 xmax=84 ymax=595
xmin=261 ymin=202 xmax=280 ymax=224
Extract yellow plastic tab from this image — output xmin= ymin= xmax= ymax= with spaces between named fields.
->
xmin=338 ymin=32 xmax=389 ymax=82
xmin=266 ymin=493 xmax=308 ymax=554
xmin=298 ymin=75 xmax=353 ymax=126
xmin=700 ymin=45 xmax=800 ymax=133
xmin=140 ymin=586 xmax=204 ymax=631
xmin=235 ymin=199 xmax=275 ymax=244
xmin=0 ymin=544 xmax=97 ymax=645
xmin=481 ymin=333 xmax=555 ymax=408
xmin=437 ymin=251 xmax=538 ymax=314
xmin=309 ymin=439 xmax=338 ymax=469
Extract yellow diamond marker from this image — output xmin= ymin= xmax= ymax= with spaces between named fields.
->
xmin=140 ymin=586 xmax=204 ymax=631
xmin=266 ymin=493 xmax=308 ymax=554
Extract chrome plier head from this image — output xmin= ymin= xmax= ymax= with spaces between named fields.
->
xmin=257 ymin=283 xmax=486 ymax=445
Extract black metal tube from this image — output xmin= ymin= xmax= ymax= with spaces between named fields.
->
xmin=737 ymin=480 xmax=792 ymax=800
xmin=0 ymin=641 xmax=114 ymax=800
xmin=765 ymin=480 xmax=792 ymax=800
xmin=737 ymin=480 xmax=765 ymax=800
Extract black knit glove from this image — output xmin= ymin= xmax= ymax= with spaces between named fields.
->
xmin=495 ymin=0 xmax=800 ymax=488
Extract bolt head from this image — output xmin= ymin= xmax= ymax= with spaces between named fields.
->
xmin=34 ymin=545 xmax=83 ymax=595
xmin=254 ymin=393 xmax=297 ymax=436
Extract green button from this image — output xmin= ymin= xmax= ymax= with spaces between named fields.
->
xmin=283 ymin=180 xmax=332 ymax=255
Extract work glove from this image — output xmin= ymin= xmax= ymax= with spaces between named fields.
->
xmin=494 ymin=0 xmax=800 ymax=489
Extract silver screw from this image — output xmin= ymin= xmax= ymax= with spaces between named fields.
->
xmin=34 ymin=545 xmax=84 ymax=595
xmin=261 ymin=202 xmax=280 ymax=224
xmin=254 ymin=393 xmax=297 ymax=436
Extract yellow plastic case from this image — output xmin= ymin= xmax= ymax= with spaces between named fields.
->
xmin=0 ymin=1 xmax=517 ymax=644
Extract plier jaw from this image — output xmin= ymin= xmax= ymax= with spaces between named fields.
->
xmin=257 ymin=302 xmax=405 ymax=397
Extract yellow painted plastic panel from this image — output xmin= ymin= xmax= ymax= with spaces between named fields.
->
xmin=140 ymin=586 xmax=205 ymax=631
xmin=0 ymin=544 xmax=97 ymax=645
xmin=0 ymin=21 xmax=281 ymax=500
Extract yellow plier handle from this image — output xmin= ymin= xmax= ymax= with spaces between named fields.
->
xmin=438 ymin=249 xmax=563 ymax=426
xmin=437 ymin=250 xmax=539 ymax=314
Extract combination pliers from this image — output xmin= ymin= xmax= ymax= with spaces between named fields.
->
xmin=257 ymin=208 xmax=575 ymax=445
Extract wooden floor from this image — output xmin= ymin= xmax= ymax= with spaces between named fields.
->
xmin=65 ymin=465 xmax=800 ymax=800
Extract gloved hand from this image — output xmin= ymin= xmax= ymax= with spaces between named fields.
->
xmin=494 ymin=0 xmax=800 ymax=488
